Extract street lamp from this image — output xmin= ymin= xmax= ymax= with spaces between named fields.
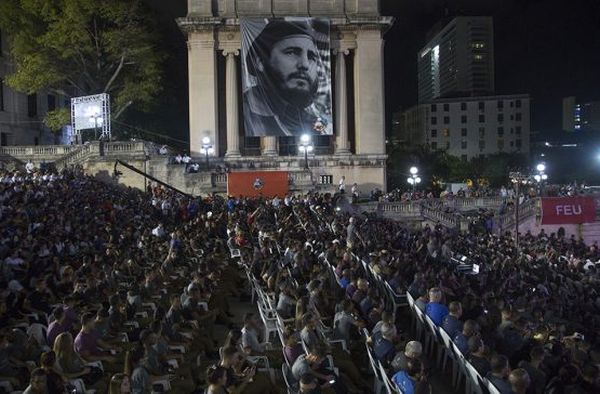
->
xmin=299 ymin=134 xmax=313 ymax=170
xmin=535 ymin=163 xmax=548 ymax=196
xmin=200 ymin=136 xmax=214 ymax=170
xmin=407 ymin=166 xmax=421 ymax=193
xmin=88 ymin=108 xmax=103 ymax=141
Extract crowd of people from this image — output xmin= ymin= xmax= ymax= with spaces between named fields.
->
xmin=1 ymin=165 xmax=599 ymax=394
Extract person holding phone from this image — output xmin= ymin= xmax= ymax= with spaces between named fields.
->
xmin=219 ymin=347 xmax=279 ymax=394
xmin=291 ymin=346 xmax=346 ymax=394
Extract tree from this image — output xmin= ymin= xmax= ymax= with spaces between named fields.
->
xmin=0 ymin=0 xmax=164 ymax=130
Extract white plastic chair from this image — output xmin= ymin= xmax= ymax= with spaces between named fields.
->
xmin=483 ymin=378 xmax=502 ymax=394
xmin=378 ymin=361 xmax=401 ymax=394
xmin=464 ymin=359 xmax=484 ymax=394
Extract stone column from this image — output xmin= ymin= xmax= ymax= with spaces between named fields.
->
xmin=354 ymin=29 xmax=385 ymax=155
xmin=187 ymin=31 xmax=219 ymax=156
xmin=335 ymin=49 xmax=350 ymax=154
xmin=262 ymin=136 xmax=278 ymax=156
xmin=224 ymin=50 xmax=241 ymax=158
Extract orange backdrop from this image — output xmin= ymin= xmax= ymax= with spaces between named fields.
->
xmin=227 ymin=171 xmax=289 ymax=198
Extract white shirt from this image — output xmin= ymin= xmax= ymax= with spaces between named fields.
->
xmin=152 ymin=225 xmax=165 ymax=237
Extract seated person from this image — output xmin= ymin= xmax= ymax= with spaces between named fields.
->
xmin=373 ymin=322 xmax=398 ymax=368
xmin=486 ymin=354 xmax=512 ymax=394
xmin=425 ymin=287 xmax=448 ymax=326
xmin=391 ymin=341 xmax=430 ymax=374
xmin=441 ymin=301 xmax=463 ymax=338
xmin=467 ymin=337 xmax=491 ymax=377
xmin=508 ymin=368 xmax=530 ymax=394
xmin=291 ymin=345 xmax=345 ymax=394
xmin=392 ymin=358 xmax=431 ymax=394
xmin=74 ymin=313 xmax=122 ymax=373
xmin=219 ymin=346 xmax=280 ymax=394
xmin=453 ymin=320 xmax=480 ymax=356
xmin=23 ymin=368 xmax=46 ymax=394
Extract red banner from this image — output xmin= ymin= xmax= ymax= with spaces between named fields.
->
xmin=227 ymin=171 xmax=289 ymax=198
xmin=541 ymin=197 xmax=597 ymax=224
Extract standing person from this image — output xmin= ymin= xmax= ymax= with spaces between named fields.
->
xmin=338 ymin=176 xmax=346 ymax=194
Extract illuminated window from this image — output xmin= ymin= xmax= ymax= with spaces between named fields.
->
xmin=443 ymin=128 xmax=450 ymax=137
xmin=474 ymin=54 xmax=483 ymax=61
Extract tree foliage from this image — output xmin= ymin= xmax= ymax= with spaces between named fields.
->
xmin=0 ymin=0 xmax=164 ymax=123
xmin=387 ymin=144 xmax=528 ymax=190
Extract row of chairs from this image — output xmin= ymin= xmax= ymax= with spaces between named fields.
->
xmin=406 ymin=292 xmax=501 ymax=394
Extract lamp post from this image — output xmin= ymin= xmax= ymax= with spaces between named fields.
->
xmin=509 ymin=171 xmax=534 ymax=251
xmin=407 ymin=166 xmax=421 ymax=194
xmin=200 ymin=136 xmax=214 ymax=171
xmin=299 ymin=134 xmax=314 ymax=170
xmin=534 ymin=163 xmax=548 ymax=196
xmin=89 ymin=111 xmax=102 ymax=141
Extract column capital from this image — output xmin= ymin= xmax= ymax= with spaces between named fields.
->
xmin=222 ymin=48 xmax=240 ymax=57
xmin=333 ymin=48 xmax=350 ymax=56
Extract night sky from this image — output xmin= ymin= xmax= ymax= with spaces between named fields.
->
xmin=143 ymin=0 xmax=600 ymax=142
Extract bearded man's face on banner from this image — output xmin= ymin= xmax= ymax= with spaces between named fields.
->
xmin=261 ymin=35 xmax=319 ymax=108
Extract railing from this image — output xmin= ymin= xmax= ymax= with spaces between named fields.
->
xmin=377 ymin=201 xmax=422 ymax=214
xmin=443 ymin=196 xmax=507 ymax=210
xmin=0 ymin=145 xmax=79 ymax=157
xmin=495 ymin=198 xmax=539 ymax=233
xmin=421 ymin=205 xmax=460 ymax=229
xmin=53 ymin=145 xmax=92 ymax=169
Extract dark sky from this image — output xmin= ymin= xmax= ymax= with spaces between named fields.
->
xmin=143 ymin=0 xmax=600 ymax=141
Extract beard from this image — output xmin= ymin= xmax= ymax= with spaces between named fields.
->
xmin=262 ymin=66 xmax=318 ymax=109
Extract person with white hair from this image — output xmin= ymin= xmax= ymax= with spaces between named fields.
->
xmin=373 ymin=322 xmax=397 ymax=367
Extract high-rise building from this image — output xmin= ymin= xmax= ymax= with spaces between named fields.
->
xmin=562 ymin=96 xmax=600 ymax=132
xmin=418 ymin=16 xmax=495 ymax=103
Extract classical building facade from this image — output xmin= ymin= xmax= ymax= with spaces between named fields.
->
xmin=0 ymin=29 xmax=63 ymax=146
xmin=177 ymin=0 xmax=393 ymax=192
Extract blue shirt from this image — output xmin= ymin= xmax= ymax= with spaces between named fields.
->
xmin=453 ymin=332 xmax=469 ymax=356
xmin=392 ymin=371 xmax=415 ymax=394
xmin=425 ymin=302 xmax=449 ymax=326
xmin=339 ymin=277 xmax=351 ymax=289
xmin=373 ymin=337 xmax=395 ymax=365
xmin=441 ymin=315 xmax=463 ymax=338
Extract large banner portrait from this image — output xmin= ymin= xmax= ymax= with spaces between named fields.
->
xmin=241 ymin=17 xmax=333 ymax=137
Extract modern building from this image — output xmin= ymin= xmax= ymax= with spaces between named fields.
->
xmin=562 ymin=96 xmax=600 ymax=132
xmin=0 ymin=29 xmax=61 ymax=146
xmin=418 ymin=16 xmax=495 ymax=103
xmin=176 ymin=0 xmax=393 ymax=192
xmin=397 ymin=94 xmax=531 ymax=160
